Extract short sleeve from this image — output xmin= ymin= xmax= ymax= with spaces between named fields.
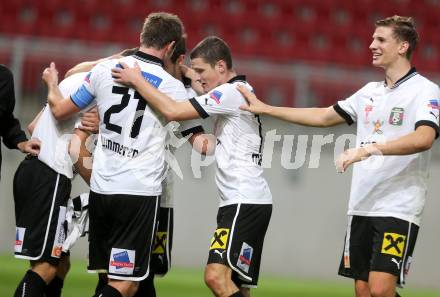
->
xmin=415 ymin=85 xmax=440 ymax=138
xmin=179 ymin=119 xmax=204 ymax=137
xmin=189 ymin=84 xmax=237 ymax=118
xmin=70 ymin=67 xmax=100 ymax=109
xmin=333 ymin=93 xmax=359 ymax=125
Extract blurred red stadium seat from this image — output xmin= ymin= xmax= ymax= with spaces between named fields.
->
xmin=0 ymin=0 xmax=439 ymax=72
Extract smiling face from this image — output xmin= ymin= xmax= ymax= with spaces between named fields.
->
xmin=190 ymin=57 xmax=225 ymax=93
xmin=369 ymin=26 xmax=408 ymax=69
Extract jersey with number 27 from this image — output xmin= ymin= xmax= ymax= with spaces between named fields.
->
xmin=70 ymin=52 xmax=188 ymax=196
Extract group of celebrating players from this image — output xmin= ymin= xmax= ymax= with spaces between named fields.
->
xmin=7 ymin=10 xmax=440 ymax=297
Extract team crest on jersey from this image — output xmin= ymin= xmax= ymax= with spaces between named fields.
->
xmin=388 ymin=107 xmax=404 ymax=126
xmin=152 ymin=232 xmax=167 ymax=254
xmin=109 ymin=248 xmax=135 ymax=275
xmin=209 ymin=90 xmax=223 ymax=104
xmin=210 ymin=228 xmax=230 ymax=250
xmin=14 ymin=227 xmax=25 ymax=253
xmin=237 ymin=242 xmax=253 ymax=273
xmin=381 ymin=232 xmax=406 ymax=257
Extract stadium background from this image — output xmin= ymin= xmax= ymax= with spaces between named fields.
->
xmin=1 ymin=0 xmax=440 ymax=294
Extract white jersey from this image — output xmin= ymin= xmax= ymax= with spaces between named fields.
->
xmin=189 ymin=75 xmax=272 ymax=206
xmin=161 ymin=82 xmax=205 ymax=208
xmin=335 ymin=68 xmax=440 ymax=225
xmin=32 ymin=72 xmax=88 ymax=179
xmin=70 ymin=51 xmax=189 ymax=196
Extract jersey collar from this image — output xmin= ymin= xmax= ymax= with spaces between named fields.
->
xmin=386 ymin=67 xmax=418 ymax=89
xmin=133 ymin=51 xmax=164 ymax=68
xmin=227 ymin=75 xmax=247 ymax=84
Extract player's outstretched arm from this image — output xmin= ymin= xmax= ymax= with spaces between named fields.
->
xmin=42 ymin=62 xmax=80 ymax=120
xmin=237 ymin=85 xmax=345 ymax=127
xmin=336 ymin=125 xmax=436 ymax=173
xmin=112 ymin=61 xmax=200 ymax=121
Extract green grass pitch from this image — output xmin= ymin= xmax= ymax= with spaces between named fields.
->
xmin=1 ymin=255 xmax=439 ymax=296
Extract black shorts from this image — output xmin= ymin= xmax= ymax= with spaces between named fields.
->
xmin=150 ymin=207 xmax=173 ymax=276
xmin=13 ymin=157 xmax=71 ymax=266
xmin=207 ymin=203 xmax=272 ymax=288
xmin=87 ymin=191 xmax=160 ymax=281
xmin=338 ymin=215 xmax=419 ymax=286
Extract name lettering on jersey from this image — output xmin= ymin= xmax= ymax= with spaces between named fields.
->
xmin=101 ymin=135 xmax=139 ymax=158
xmin=210 ymin=228 xmax=230 ymax=250
xmin=381 ymin=232 xmax=406 ymax=257
xmin=388 ymin=107 xmax=404 ymax=126
xmin=152 ymin=232 xmax=167 ymax=254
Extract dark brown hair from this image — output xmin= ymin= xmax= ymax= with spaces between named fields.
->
xmin=190 ymin=36 xmax=232 ymax=69
xmin=140 ymin=12 xmax=184 ymax=50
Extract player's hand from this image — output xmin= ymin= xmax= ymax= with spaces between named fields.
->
xmin=335 ymin=147 xmax=372 ymax=173
xmin=80 ymin=107 xmax=99 ymax=134
xmin=237 ymin=85 xmax=269 ymax=115
xmin=112 ymin=61 xmax=143 ymax=88
xmin=17 ymin=138 xmax=41 ymax=156
xmin=42 ymin=62 xmax=59 ymax=86
xmin=180 ymin=65 xmax=204 ymax=95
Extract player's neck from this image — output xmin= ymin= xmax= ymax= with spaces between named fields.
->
xmin=384 ymin=59 xmax=412 ymax=88
xmin=223 ymin=70 xmax=237 ymax=84
xmin=138 ymin=46 xmax=166 ymax=62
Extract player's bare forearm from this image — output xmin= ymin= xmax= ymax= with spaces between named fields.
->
xmin=69 ymin=129 xmax=92 ymax=185
xmin=336 ymin=126 xmax=436 ymax=173
xmin=113 ymin=61 xmax=200 ymax=121
xmin=65 ymin=61 xmax=98 ymax=78
xmin=266 ymin=106 xmax=344 ymax=127
xmin=373 ymin=126 xmax=435 ymax=155
xmin=238 ymin=85 xmax=344 ymax=127
xmin=46 ymin=82 xmax=64 ymax=115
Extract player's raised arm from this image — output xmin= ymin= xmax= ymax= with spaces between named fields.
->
xmin=238 ymin=84 xmax=345 ymax=127
xmin=112 ymin=61 xmax=200 ymax=121
xmin=42 ymin=62 xmax=80 ymax=120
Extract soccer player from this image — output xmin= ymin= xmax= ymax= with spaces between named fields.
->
xmin=12 ymin=71 xmax=98 ymax=297
xmin=41 ymin=12 xmax=207 ymax=297
xmin=0 ymin=64 xmax=40 ymax=179
xmin=237 ymin=16 xmax=439 ymax=297
xmin=112 ymin=36 xmax=273 ymax=297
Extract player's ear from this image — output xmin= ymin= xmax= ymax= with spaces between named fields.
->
xmin=177 ymin=54 xmax=185 ymax=65
xmin=215 ymin=60 xmax=227 ymax=74
xmin=164 ymin=41 xmax=176 ymax=59
xmin=398 ymin=40 xmax=409 ymax=57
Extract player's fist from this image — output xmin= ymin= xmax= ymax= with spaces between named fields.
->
xmin=42 ymin=62 xmax=59 ymax=86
